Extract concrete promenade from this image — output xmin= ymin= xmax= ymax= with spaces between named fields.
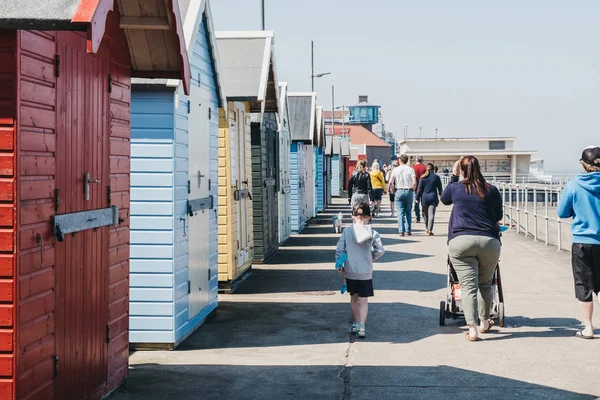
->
xmin=111 ymin=199 xmax=600 ymax=400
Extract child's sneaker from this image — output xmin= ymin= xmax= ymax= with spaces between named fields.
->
xmin=349 ymin=322 xmax=359 ymax=334
xmin=356 ymin=328 xmax=366 ymax=339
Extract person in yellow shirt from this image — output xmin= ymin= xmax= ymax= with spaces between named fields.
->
xmin=369 ymin=162 xmax=386 ymax=217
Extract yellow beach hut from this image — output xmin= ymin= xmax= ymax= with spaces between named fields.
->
xmin=216 ymin=31 xmax=280 ymax=292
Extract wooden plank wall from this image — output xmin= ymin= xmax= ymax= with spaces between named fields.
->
xmin=250 ymin=114 xmax=279 ymax=263
xmin=104 ymin=12 xmax=132 ymax=395
xmin=317 ymin=147 xmax=324 ymax=212
xmin=16 ymin=29 xmax=58 ymax=400
xmin=129 ymin=90 xmax=176 ymax=345
xmin=0 ymin=29 xmax=16 ymax=400
xmin=217 ymin=107 xmax=232 ymax=281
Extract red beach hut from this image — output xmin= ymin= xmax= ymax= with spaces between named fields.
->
xmin=0 ymin=1 xmax=190 ymax=399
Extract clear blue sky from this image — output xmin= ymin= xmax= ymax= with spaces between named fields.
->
xmin=210 ymin=1 xmax=599 ymax=172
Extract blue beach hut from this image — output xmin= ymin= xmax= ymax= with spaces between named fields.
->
xmin=128 ymin=0 xmax=225 ymax=349
xmin=289 ymin=92 xmax=317 ymax=232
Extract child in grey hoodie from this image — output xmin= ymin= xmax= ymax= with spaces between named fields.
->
xmin=335 ymin=203 xmax=385 ymax=338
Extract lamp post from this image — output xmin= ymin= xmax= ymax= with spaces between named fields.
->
xmin=435 ymin=128 xmax=438 ymax=139
xmin=260 ymin=0 xmax=265 ymax=29
xmin=419 ymin=126 xmax=422 ymax=138
xmin=335 ymin=105 xmax=346 ymax=137
xmin=311 ymin=41 xmax=331 ymax=91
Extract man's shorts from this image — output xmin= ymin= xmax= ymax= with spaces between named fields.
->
xmin=572 ymin=243 xmax=600 ymax=302
xmin=389 ymin=192 xmax=395 ymax=202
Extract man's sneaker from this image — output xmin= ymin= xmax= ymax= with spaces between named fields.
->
xmin=356 ymin=328 xmax=366 ymax=339
xmin=349 ymin=323 xmax=359 ymax=334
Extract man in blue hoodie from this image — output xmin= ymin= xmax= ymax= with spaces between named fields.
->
xmin=557 ymin=146 xmax=600 ymax=339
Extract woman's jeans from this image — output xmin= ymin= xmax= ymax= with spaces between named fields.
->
xmin=423 ymin=203 xmax=437 ymax=231
xmin=395 ymin=189 xmax=413 ymax=233
xmin=448 ymin=235 xmax=501 ymax=325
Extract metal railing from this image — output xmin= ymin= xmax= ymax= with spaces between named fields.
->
xmin=492 ymin=181 xmax=572 ymax=251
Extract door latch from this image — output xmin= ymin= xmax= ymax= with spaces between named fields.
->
xmin=84 ymin=172 xmax=101 ymax=201
xmin=180 ymin=217 xmax=187 ymax=236
xmin=197 ymin=170 xmax=205 ymax=188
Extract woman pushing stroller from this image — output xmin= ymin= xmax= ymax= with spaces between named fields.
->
xmin=441 ymin=156 xmax=504 ymax=341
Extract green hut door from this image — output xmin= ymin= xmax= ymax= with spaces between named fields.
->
xmin=188 ymin=87 xmax=211 ymax=317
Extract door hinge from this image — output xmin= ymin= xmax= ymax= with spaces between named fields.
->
xmin=208 ymin=107 xmax=212 ymax=120
xmin=208 ymin=179 xmax=211 ymax=191
xmin=187 ymin=280 xmax=191 ymax=294
xmin=208 ymin=269 xmax=211 ymax=281
xmin=107 ymin=186 xmax=112 ymax=206
xmin=54 ymin=189 xmax=60 ymax=211
xmin=106 ymin=325 xmax=111 ymax=343
xmin=187 ymin=100 xmax=191 ymax=114
xmin=187 ymin=180 xmax=191 ymax=194
xmin=54 ymin=355 xmax=59 ymax=377
xmin=108 ymin=74 xmax=112 ymax=93
xmin=54 ymin=55 xmax=60 ymax=77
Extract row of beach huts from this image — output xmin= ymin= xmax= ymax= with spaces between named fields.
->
xmin=0 ymin=0 xmax=357 ymax=399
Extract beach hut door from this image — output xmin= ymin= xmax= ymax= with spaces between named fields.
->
xmin=233 ymin=107 xmax=250 ymax=267
xmin=54 ymin=32 xmax=109 ymax=399
xmin=188 ymin=88 xmax=211 ymax=317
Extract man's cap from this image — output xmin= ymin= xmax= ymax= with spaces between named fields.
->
xmin=581 ymin=145 xmax=600 ymax=165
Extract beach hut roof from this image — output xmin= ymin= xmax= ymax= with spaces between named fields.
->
xmin=215 ymin=31 xmax=279 ymax=113
xmin=131 ymin=0 xmax=225 ymax=107
xmin=0 ymin=0 xmax=191 ymax=94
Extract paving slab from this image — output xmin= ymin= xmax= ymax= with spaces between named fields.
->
xmin=110 ymin=199 xmax=600 ymax=400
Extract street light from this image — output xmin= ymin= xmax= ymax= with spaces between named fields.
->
xmin=311 ymin=41 xmax=331 ymax=91
xmin=335 ymin=105 xmax=346 ymax=137
xmin=435 ymin=128 xmax=438 ymax=139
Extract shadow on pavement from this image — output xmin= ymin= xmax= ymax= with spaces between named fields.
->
xmin=281 ymin=235 xmax=408 ymax=248
xmin=109 ymin=364 xmax=597 ymax=400
xmin=265 ymin=248 xmax=431 ymax=265
xmin=235 ymin=269 xmax=445 ymax=294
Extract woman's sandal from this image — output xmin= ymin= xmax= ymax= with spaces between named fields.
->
xmin=574 ymin=330 xmax=594 ymax=340
xmin=479 ymin=320 xmax=495 ymax=334
xmin=465 ymin=332 xmax=480 ymax=342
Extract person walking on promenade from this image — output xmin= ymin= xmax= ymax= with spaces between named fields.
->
xmin=386 ymin=157 xmax=399 ymax=217
xmin=369 ymin=161 xmax=386 ymax=217
xmin=441 ymin=156 xmax=503 ymax=341
xmin=412 ymin=155 xmax=427 ymax=223
xmin=389 ymin=154 xmax=416 ymax=236
xmin=557 ymin=146 xmax=600 ymax=339
xmin=417 ymin=163 xmax=443 ymax=235
xmin=335 ymin=203 xmax=385 ymax=339
xmin=348 ymin=160 xmax=372 ymax=210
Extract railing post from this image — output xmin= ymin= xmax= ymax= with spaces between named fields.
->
xmin=524 ymin=185 xmax=529 ymax=238
xmin=502 ymin=183 xmax=506 ymax=226
xmin=533 ymin=187 xmax=538 ymax=242
xmin=544 ymin=187 xmax=549 ymax=246
xmin=509 ymin=184 xmax=513 ymax=230
xmin=516 ymin=185 xmax=520 ymax=234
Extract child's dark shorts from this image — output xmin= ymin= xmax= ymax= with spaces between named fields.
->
xmin=346 ymin=279 xmax=374 ymax=297
xmin=572 ymin=243 xmax=600 ymax=302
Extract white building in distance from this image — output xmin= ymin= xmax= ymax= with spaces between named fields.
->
xmin=399 ymin=137 xmax=536 ymax=183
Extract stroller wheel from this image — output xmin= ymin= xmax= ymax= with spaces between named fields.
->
xmin=498 ymin=302 xmax=505 ymax=327
xmin=439 ymin=301 xmax=446 ymax=326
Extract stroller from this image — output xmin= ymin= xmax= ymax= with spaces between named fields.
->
xmin=439 ymin=256 xmax=505 ymax=327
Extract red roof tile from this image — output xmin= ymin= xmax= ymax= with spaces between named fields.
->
xmin=330 ymin=124 xmax=389 ymax=147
